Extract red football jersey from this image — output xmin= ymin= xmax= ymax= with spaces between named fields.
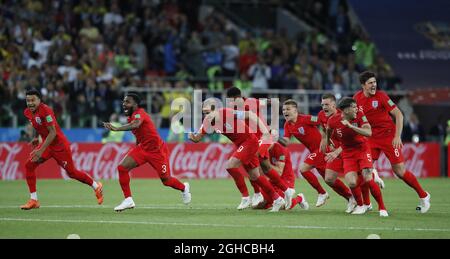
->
xmin=128 ymin=108 xmax=164 ymax=152
xmin=200 ymin=108 xmax=258 ymax=146
xmin=318 ymin=110 xmax=342 ymax=149
xmin=327 ymin=111 xmax=370 ymax=151
xmin=284 ymin=114 xmax=321 ymax=152
xmin=24 ymin=103 xmax=69 ymax=149
xmin=353 ymin=90 xmax=396 ymax=138
xmin=269 ymin=142 xmax=294 ymax=180
xmin=233 ymin=97 xmax=268 ymax=139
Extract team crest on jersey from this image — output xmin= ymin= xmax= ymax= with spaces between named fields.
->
xmin=372 ymin=101 xmax=379 ymax=108
xmin=35 ymin=117 xmax=42 ymax=125
xmin=298 ymin=127 xmax=305 ymax=135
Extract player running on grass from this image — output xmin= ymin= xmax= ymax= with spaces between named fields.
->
xmin=189 ymin=99 xmax=287 ymax=212
xmin=103 ymin=92 xmax=191 ymax=212
xmin=326 ymin=97 xmax=388 ymax=217
xmin=319 ymin=94 xmax=384 ymax=213
xmin=21 ymin=89 xmax=103 ymax=210
xmin=354 ymin=71 xmax=430 ymax=213
xmin=279 ymin=99 xmax=354 ymax=210
xmin=226 ymin=87 xmax=296 ymax=210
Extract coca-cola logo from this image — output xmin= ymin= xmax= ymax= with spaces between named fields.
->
xmin=0 ymin=143 xmax=23 ymax=180
xmin=67 ymin=143 xmax=130 ymax=179
xmin=170 ymin=143 xmax=235 ymax=179
xmin=374 ymin=144 xmax=427 ymax=177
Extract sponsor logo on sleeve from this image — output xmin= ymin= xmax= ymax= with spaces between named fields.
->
xmin=46 ymin=115 xmax=53 ymax=123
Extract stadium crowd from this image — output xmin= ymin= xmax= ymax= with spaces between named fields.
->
xmin=1 ymin=0 xmax=401 ymax=128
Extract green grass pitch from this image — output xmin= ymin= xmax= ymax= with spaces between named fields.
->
xmin=1 ymin=178 xmax=449 ymax=239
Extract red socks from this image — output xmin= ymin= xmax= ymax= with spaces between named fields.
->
xmin=368 ymin=180 xmax=386 ymax=210
xmin=250 ymin=178 xmax=261 ymax=194
xmin=350 ymin=186 xmax=363 ymax=206
xmin=402 ymin=171 xmax=428 ymax=198
xmin=254 ymin=176 xmax=279 ymax=200
xmin=227 ymin=168 xmax=249 ymax=197
xmin=118 ymin=165 xmax=132 ymax=198
xmin=302 ymin=171 xmax=326 ymax=194
xmin=265 ymin=169 xmax=288 ymax=191
xmin=331 ymin=178 xmax=353 ymax=200
xmin=25 ymin=161 xmax=38 ymax=193
xmin=161 ymin=177 xmax=185 ymax=191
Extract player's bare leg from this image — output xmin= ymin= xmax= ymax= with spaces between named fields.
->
xmin=392 ymin=163 xmax=430 ymax=213
xmin=300 ymin=163 xmax=328 ymax=207
xmin=114 ymin=156 xmax=138 ymax=212
xmin=260 ymin=159 xmax=295 ymax=209
xmin=325 ymin=169 xmax=356 ymax=213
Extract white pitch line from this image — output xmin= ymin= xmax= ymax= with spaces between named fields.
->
xmin=1 ymin=205 xmax=450 ymax=215
xmin=1 ymin=217 xmax=450 ymax=233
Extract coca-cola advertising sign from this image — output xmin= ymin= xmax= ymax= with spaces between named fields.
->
xmin=0 ymin=142 xmax=441 ymax=180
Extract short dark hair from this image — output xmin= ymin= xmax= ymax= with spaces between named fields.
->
xmin=226 ymin=87 xmax=242 ymax=98
xmin=25 ymin=88 xmax=41 ymax=99
xmin=321 ymin=93 xmax=336 ymax=102
xmin=283 ymin=99 xmax=298 ymax=108
xmin=337 ymin=97 xmax=356 ymax=110
xmin=359 ymin=71 xmax=376 ymax=85
xmin=125 ymin=92 xmax=142 ymax=106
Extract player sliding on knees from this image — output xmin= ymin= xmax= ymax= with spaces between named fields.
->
xmin=325 ymin=97 xmax=388 ymax=217
xmin=253 ymin=141 xmax=309 ymax=211
xmin=103 ymin=92 xmax=191 ymax=212
xmin=21 ymin=89 xmax=103 ymax=210
xmin=189 ymin=99 xmax=287 ymax=212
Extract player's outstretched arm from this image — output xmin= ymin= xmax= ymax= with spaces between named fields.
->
xmin=389 ymin=107 xmax=404 ymax=149
xmin=278 ymin=137 xmax=290 ymax=147
xmin=188 ymin=132 xmax=204 ymax=143
xmin=271 ymin=161 xmax=286 ymax=175
xmin=325 ymin=146 xmax=342 ymax=162
xmin=342 ymin=120 xmax=372 ymax=137
xmin=103 ymin=120 xmax=142 ymax=131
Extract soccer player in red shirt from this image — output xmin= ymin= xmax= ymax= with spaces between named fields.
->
xmin=21 ymin=89 xmax=103 ymax=210
xmin=188 ymin=99 xmax=287 ymax=212
xmin=254 ymin=142 xmax=309 ymax=210
xmin=326 ymin=97 xmax=388 ymax=217
xmin=318 ymin=94 xmax=357 ymax=213
xmin=280 ymin=99 xmax=353 ymax=209
xmin=354 ymin=71 xmax=430 ymax=213
xmin=103 ymin=93 xmax=191 ymax=212
xmin=226 ymin=87 xmax=295 ymax=209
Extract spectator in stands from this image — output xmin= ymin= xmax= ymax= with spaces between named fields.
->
xmin=446 ymin=120 xmax=450 ymax=146
xmin=101 ymin=113 xmax=124 ymax=143
xmin=221 ymin=36 xmax=239 ymax=77
xmin=353 ymin=32 xmax=376 ymax=69
xmin=429 ymin=116 xmax=447 ymax=143
xmin=403 ymin=113 xmax=426 ymax=143
xmin=248 ymin=55 xmax=271 ymax=90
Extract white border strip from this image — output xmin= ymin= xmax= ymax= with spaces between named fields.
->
xmin=1 ymin=217 xmax=450 ymax=233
